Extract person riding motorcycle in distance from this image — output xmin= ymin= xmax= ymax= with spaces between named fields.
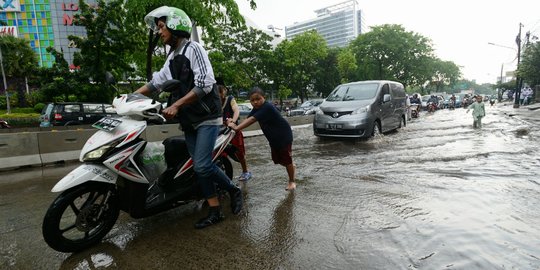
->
xmin=135 ymin=6 xmax=243 ymax=229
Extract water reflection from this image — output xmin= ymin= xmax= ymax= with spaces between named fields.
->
xmin=2 ymin=105 xmax=540 ymax=269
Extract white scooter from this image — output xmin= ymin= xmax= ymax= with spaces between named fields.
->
xmin=42 ymin=74 xmax=237 ymax=253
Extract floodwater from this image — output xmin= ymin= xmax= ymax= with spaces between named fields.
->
xmin=1 ymin=104 xmax=539 ymax=269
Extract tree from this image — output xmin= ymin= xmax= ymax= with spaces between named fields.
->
xmin=337 ymin=48 xmax=358 ymax=83
xmin=72 ymin=0 xmax=144 ymax=84
xmin=0 ymin=35 xmax=37 ymax=107
xmin=427 ymin=58 xmax=461 ymax=92
xmin=205 ymin=23 xmax=273 ymax=93
xmin=518 ymin=41 xmax=540 ymax=87
xmin=34 ymin=48 xmax=84 ymax=102
xmin=279 ymin=31 xmax=329 ymax=102
xmin=124 ymin=0 xmax=256 ymax=80
xmin=349 ymin=24 xmax=440 ymax=88
xmin=313 ymin=48 xmax=341 ymax=98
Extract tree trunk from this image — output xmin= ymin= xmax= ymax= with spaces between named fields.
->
xmin=145 ymin=30 xmax=159 ymax=82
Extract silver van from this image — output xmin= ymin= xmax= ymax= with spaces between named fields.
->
xmin=313 ymin=80 xmax=406 ymax=138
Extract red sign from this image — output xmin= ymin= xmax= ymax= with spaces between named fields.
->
xmin=61 ymin=2 xmax=79 ymax=26
xmin=0 ymin=26 xmax=18 ymax=37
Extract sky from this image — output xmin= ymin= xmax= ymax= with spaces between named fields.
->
xmin=235 ymin=0 xmax=540 ymax=84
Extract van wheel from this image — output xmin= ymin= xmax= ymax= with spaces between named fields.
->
xmin=371 ymin=121 xmax=382 ymax=138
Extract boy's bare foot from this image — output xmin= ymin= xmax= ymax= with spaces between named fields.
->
xmin=285 ymin=182 xmax=296 ymax=191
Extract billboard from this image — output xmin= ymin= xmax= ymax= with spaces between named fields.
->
xmin=0 ymin=26 xmax=18 ymax=37
xmin=1 ymin=0 xmax=21 ymax=12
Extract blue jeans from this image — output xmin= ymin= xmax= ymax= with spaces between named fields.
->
xmin=184 ymin=124 xmax=235 ymax=199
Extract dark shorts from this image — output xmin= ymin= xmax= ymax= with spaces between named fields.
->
xmin=271 ymin=143 xmax=292 ymax=166
xmin=231 ymin=130 xmax=245 ymax=159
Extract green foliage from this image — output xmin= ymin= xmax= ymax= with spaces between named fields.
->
xmin=0 ymin=115 xmax=40 ymax=128
xmin=313 ymin=48 xmax=341 ymax=97
xmin=72 ymin=0 xmax=144 ymax=84
xmin=0 ymin=35 xmax=38 ymax=107
xmin=34 ymin=103 xmax=46 ymax=113
xmin=205 ymin=23 xmax=273 ymax=93
xmin=276 ymin=31 xmax=329 ymax=102
xmin=426 ymin=59 xmax=462 ymax=92
xmin=349 ymin=24 xmax=454 ymax=89
xmin=337 ymin=48 xmax=358 ymax=83
xmin=518 ymin=42 xmax=540 ymax=87
xmin=124 ymin=0 xmax=254 ymax=80
xmin=277 ymin=85 xmax=292 ymax=100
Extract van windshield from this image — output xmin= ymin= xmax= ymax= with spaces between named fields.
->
xmin=326 ymin=83 xmax=379 ymax=101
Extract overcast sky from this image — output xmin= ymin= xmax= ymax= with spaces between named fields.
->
xmin=235 ymin=0 xmax=540 ymax=84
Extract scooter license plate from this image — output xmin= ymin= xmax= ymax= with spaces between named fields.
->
xmin=326 ymin=124 xmax=342 ymax=130
xmin=93 ymin=117 xmax=122 ymax=131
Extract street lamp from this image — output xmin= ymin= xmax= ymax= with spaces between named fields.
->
xmin=487 ymin=42 xmax=517 ymax=51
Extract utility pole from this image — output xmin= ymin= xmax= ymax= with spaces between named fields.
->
xmin=513 ymin=23 xmax=523 ymax=108
xmin=0 ymin=45 xmax=10 ymax=114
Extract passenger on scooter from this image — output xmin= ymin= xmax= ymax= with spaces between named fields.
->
xmin=135 ymin=6 xmax=243 ymax=229
xmin=410 ymin=94 xmax=421 ymax=105
xmin=217 ymin=78 xmax=252 ymax=181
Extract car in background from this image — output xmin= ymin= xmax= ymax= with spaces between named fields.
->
xmin=314 ymin=80 xmax=406 ymax=138
xmin=237 ymin=103 xmax=252 ymax=116
xmin=421 ymin=95 xmax=430 ymax=109
xmin=288 ymin=99 xmax=324 ymax=116
xmin=40 ymin=102 xmax=117 ymax=127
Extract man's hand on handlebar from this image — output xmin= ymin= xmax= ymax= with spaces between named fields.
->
xmin=162 ymin=106 xmax=178 ymax=119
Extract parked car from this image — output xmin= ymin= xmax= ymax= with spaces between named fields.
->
xmin=288 ymin=99 xmax=324 ymax=116
xmin=237 ymin=103 xmax=252 ymax=116
xmin=40 ymin=102 xmax=117 ymax=127
xmin=313 ymin=80 xmax=407 ymax=138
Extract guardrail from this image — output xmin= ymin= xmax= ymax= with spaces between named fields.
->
xmin=0 ymin=115 xmax=314 ymax=171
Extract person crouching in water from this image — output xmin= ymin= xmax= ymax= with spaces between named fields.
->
xmin=466 ymin=95 xmax=486 ymax=128
xmin=227 ymin=87 xmax=296 ymax=191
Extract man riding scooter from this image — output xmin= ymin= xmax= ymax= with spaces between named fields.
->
xmin=409 ymin=94 xmax=421 ymax=118
xmin=135 ymin=6 xmax=242 ymax=229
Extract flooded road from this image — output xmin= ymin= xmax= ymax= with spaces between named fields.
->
xmin=1 ymin=104 xmax=540 ymax=269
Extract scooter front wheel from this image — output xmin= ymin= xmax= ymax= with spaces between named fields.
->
xmin=42 ymin=182 xmax=119 ymax=253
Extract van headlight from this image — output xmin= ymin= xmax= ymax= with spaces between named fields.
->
xmin=314 ymin=107 xmax=323 ymax=115
xmin=351 ymin=105 xmax=370 ymax=115
xmin=83 ymin=137 xmax=123 ymax=161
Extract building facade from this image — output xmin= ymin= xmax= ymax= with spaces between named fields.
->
xmin=285 ymin=0 xmax=365 ymax=48
xmin=1 ymin=0 xmax=94 ymax=69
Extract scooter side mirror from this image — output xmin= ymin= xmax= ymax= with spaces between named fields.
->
xmin=105 ymin=72 xmax=117 ymax=85
xmin=105 ymin=71 xmax=120 ymax=98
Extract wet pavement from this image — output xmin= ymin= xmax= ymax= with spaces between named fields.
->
xmin=1 ymin=102 xmax=540 ymax=269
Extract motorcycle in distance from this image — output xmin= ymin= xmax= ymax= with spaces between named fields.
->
xmin=410 ymin=104 xmax=420 ymax=118
xmin=42 ymin=73 xmax=238 ymax=253
xmin=427 ymin=101 xmax=437 ymax=113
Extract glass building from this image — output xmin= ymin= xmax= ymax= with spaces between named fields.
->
xmin=1 ymin=0 xmax=95 ymax=68
xmin=285 ymin=0 xmax=365 ymax=48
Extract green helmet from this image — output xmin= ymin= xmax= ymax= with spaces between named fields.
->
xmin=144 ymin=6 xmax=192 ymax=37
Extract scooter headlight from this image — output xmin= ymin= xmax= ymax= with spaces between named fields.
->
xmin=82 ymin=137 xmax=123 ymax=161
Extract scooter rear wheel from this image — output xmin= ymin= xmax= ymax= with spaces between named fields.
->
xmin=42 ymin=182 xmax=119 ymax=253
